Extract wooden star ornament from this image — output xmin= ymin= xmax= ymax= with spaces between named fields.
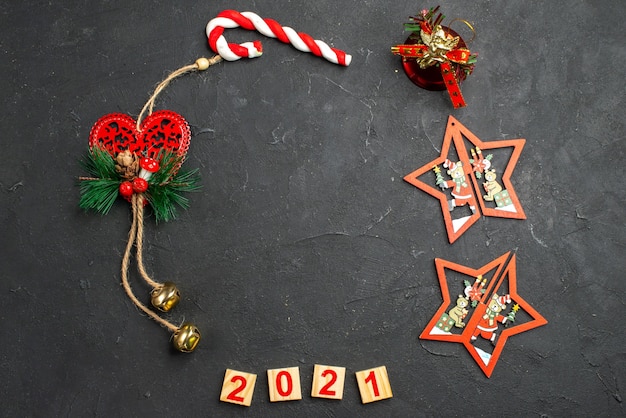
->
xmin=404 ymin=116 xmax=526 ymax=243
xmin=420 ymin=252 xmax=547 ymax=377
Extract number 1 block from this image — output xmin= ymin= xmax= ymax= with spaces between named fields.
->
xmin=267 ymin=367 xmax=302 ymax=402
xmin=220 ymin=369 xmax=257 ymax=407
xmin=355 ymin=366 xmax=393 ymax=404
xmin=311 ymin=364 xmax=346 ymax=400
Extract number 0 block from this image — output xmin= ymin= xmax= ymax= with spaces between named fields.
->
xmin=355 ymin=366 xmax=393 ymax=404
xmin=311 ymin=364 xmax=346 ymax=400
xmin=219 ymin=369 xmax=257 ymax=407
xmin=267 ymin=367 xmax=302 ymax=402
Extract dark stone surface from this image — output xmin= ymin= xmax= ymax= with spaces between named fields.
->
xmin=1 ymin=0 xmax=624 ymax=416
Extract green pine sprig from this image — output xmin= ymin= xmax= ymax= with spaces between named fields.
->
xmin=404 ymin=6 xmax=444 ymax=34
xmin=79 ymin=146 xmax=121 ymax=215
xmin=79 ymin=144 xmax=118 ymax=180
xmin=146 ymin=151 xmax=201 ymax=223
xmin=78 ymin=146 xmax=200 ymax=222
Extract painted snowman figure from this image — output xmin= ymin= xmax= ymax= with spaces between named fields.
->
xmin=440 ymin=159 xmax=477 ymax=213
xmin=471 ymin=293 xmax=511 ymax=344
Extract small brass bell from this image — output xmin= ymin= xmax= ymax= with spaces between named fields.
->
xmin=172 ymin=323 xmax=201 ymax=353
xmin=151 ymin=282 xmax=180 ymax=312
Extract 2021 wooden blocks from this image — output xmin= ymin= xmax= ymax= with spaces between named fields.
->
xmin=219 ymin=364 xmax=392 ymax=407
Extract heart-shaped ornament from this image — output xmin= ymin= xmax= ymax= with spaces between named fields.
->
xmin=89 ymin=110 xmax=191 ymax=161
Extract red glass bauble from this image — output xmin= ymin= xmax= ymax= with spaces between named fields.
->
xmin=401 ymin=27 xmax=467 ymax=91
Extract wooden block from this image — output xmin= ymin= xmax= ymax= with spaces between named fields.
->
xmin=355 ymin=366 xmax=393 ymax=404
xmin=219 ymin=369 xmax=257 ymax=407
xmin=311 ymin=364 xmax=346 ymax=400
xmin=267 ymin=367 xmax=302 ymax=402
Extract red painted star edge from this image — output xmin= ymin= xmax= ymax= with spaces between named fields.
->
xmin=419 ymin=252 xmax=548 ymax=377
xmin=404 ymin=115 xmax=526 ymax=243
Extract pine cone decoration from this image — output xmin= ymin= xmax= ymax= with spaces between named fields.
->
xmin=115 ymin=150 xmax=139 ymax=179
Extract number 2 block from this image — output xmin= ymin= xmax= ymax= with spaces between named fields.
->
xmin=355 ymin=366 xmax=393 ymax=404
xmin=267 ymin=367 xmax=302 ymax=402
xmin=311 ymin=364 xmax=346 ymax=400
xmin=219 ymin=369 xmax=257 ymax=407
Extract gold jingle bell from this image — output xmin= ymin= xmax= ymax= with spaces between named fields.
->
xmin=151 ymin=282 xmax=181 ymax=312
xmin=172 ymin=323 xmax=201 ymax=353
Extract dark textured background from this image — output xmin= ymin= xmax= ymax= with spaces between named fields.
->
xmin=1 ymin=0 xmax=624 ymax=416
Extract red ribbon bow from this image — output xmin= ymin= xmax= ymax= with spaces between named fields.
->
xmin=392 ymin=7 xmax=476 ymax=108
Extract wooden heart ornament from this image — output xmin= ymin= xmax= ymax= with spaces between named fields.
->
xmin=80 ymin=109 xmax=199 ymax=222
xmin=89 ymin=110 xmax=191 ymax=160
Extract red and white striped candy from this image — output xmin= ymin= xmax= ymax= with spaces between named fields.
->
xmin=206 ymin=10 xmax=352 ymax=66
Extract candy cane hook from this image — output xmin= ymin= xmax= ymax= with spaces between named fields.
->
xmin=206 ymin=10 xmax=352 ymax=66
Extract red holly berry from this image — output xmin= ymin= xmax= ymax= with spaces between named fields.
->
xmin=132 ymin=177 xmax=148 ymax=193
xmin=119 ymin=181 xmax=134 ymax=198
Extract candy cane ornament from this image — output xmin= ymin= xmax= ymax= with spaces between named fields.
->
xmin=206 ymin=10 xmax=352 ymax=66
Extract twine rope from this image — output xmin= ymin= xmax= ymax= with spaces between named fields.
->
xmin=134 ymin=197 xmax=160 ymax=289
xmin=132 ymin=56 xmax=224 ymax=289
xmin=118 ymin=57 xmax=224 ymax=335
xmin=120 ymin=194 xmax=178 ymax=332
xmin=136 ymin=55 xmax=223 ymax=132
